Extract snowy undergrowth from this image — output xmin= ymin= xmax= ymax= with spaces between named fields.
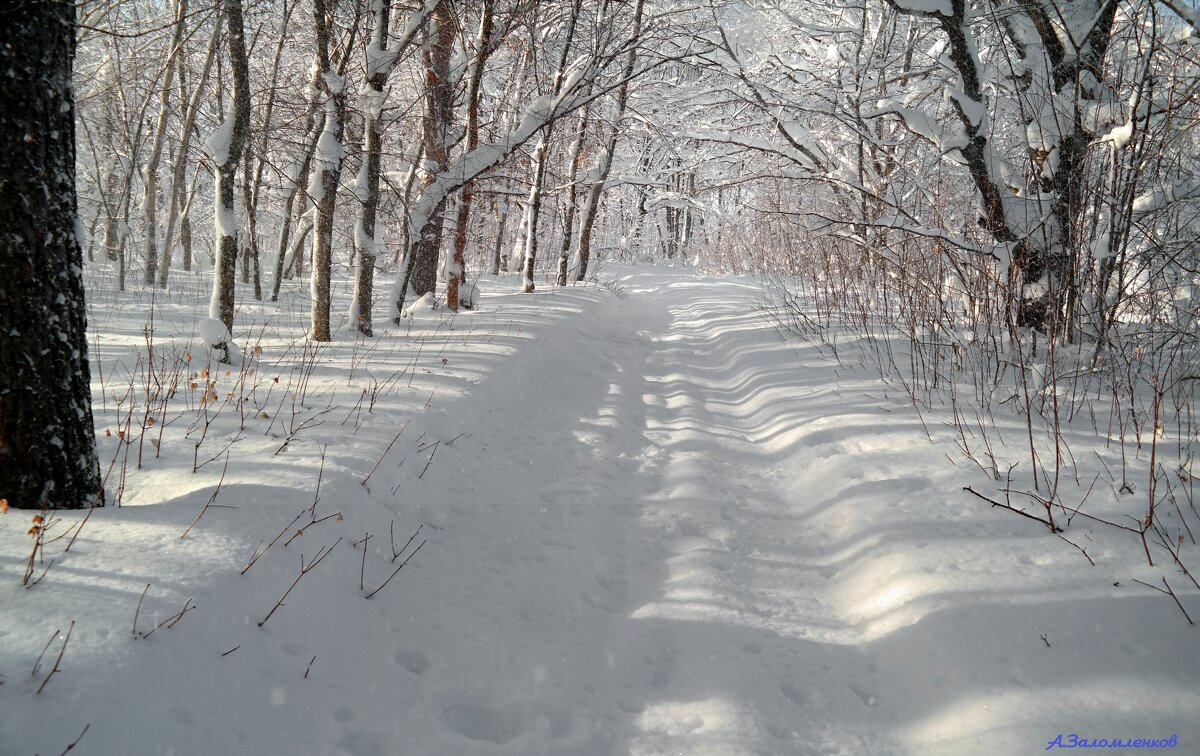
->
xmin=2 ymin=264 xmax=1197 ymax=755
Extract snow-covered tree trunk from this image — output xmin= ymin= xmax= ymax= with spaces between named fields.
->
xmin=574 ymin=0 xmax=643 ymax=282
xmin=0 ymin=1 xmax=103 ymax=509
xmin=241 ymin=0 xmax=295 ymax=303
xmin=884 ymin=0 xmax=1119 ymax=340
xmin=448 ymin=1 xmax=495 ymax=311
xmin=271 ymin=113 xmax=321 ymax=302
xmin=142 ymin=0 xmax=187 ymax=287
xmin=505 ymin=205 xmax=526 ymax=274
xmin=351 ymin=0 xmax=393 ymax=336
xmin=208 ymin=0 xmax=251 ymax=359
xmin=159 ymin=13 xmax=222 ymax=288
xmin=521 ymin=0 xmax=584 ymax=294
xmin=491 ymin=197 xmax=509 ymax=275
xmin=520 ymin=132 xmax=551 ymax=293
xmin=556 ymin=102 xmax=590 ymax=286
xmin=394 ymin=0 xmax=455 ymax=320
xmin=310 ymin=0 xmax=346 ymax=343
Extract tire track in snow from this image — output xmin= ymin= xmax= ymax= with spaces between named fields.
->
xmin=611 ymin=269 xmax=903 ymax=756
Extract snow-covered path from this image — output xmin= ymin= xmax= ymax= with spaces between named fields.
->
xmin=376 ymin=268 xmax=1198 ymax=755
xmin=404 ymin=268 xmax=1198 ymax=755
xmin=3 ymin=267 xmax=1197 ymax=756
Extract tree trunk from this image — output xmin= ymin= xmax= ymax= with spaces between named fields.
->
xmin=309 ymin=0 xmax=345 ymax=343
xmin=575 ymin=0 xmax=643 ymax=281
xmin=520 ymin=134 xmax=550 ymax=293
xmin=394 ymin=0 xmax=455 ymax=320
xmin=884 ymin=0 xmax=1118 ymax=341
xmin=505 ymin=204 xmax=525 ymax=273
xmin=209 ymin=0 xmax=252 ymax=359
xmin=491 ymin=198 xmax=509 ymax=275
xmin=271 ymin=113 xmax=321 ymax=301
xmin=522 ymin=0 xmax=583 ymax=293
xmin=243 ymin=0 xmax=295 ymax=302
xmin=448 ymin=1 xmax=494 ymax=311
xmin=0 ymin=2 xmax=103 ymax=509
xmin=159 ymin=11 xmax=222 ymax=287
xmin=143 ymin=0 xmax=188 ymax=287
xmin=557 ymin=102 xmax=590 ymax=286
xmin=351 ymin=0 xmax=393 ymax=336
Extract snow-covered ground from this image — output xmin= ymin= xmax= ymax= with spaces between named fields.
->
xmin=2 ymin=266 xmax=1197 ymax=755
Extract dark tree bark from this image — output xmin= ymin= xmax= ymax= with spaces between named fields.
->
xmin=448 ymin=1 xmax=495 ymax=311
xmin=309 ymin=0 xmax=346 ymax=343
xmin=404 ymin=0 xmax=456 ymax=309
xmin=210 ymin=0 xmax=251 ymax=356
xmin=0 ymin=2 xmax=103 ymax=510
xmin=351 ymin=0 xmax=394 ymax=335
xmin=883 ymin=0 xmax=1118 ymax=340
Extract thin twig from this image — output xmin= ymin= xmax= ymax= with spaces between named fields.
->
xmin=37 ymin=620 xmax=74 ymax=694
xmin=310 ymin=445 xmax=327 ymax=517
xmin=32 ymin=627 xmax=61 ymax=678
xmin=140 ymin=598 xmax=196 ymax=639
xmin=58 ymin=722 xmax=90 ymax=755
xmin=283 ymin=510 xmax=343 ymax=547
xmin=418 ymin=441 xmax=440 ymax=480
xmin=242 ymin=506 xmax=307 ymax=575
xmin=132 ymin=583 xmax=150 ymax=637
xmin=1056 ymin=534 xmax=1096 ymax=566
xmin=65 ymin=504 xmax=98 ymax=552
xmin=391 ymin=522 xmax=423 ymax=564
xmin=1132 ymin=577 xmax=1195 ymax=624
xmin=366 ymin=538 xmax=426 ymax=599
xmin=181 ymin=453 xmax=230 ymax=538
xmin=358 ymin=532 xmax=372 ymax=590
xmin=362 ymin=420 xmax=410 ymax=487
xmin=259 ymin=538 xmax=342 ymax=627
xmin=964 ymin=486 xmax=1062 ymax=532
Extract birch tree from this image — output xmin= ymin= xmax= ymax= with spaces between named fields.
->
xmin=142 ymin=0 xmax=188 ymax=286
xmin=350 ymin=0 xmax=394 ymax=336
xmin=447 ymin=0 xmax=496 ymax=311
xmin=351 ymin=0 xmax=439 ymax=334
xmin=574 ymin=0 xmax=644 ymax=281
xmin=207 ymin=0 xmax=251 ymax=359
xmin=520 ymin=0 xmax=583 ymax=293
xmin=309 ymin=0 xmax=348 ymax=343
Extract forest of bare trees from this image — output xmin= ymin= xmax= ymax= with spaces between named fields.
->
xmin=3 ymin=0 xmax=1199 ymax=521
xmin=4 ymin=5 xmax=1200 ymax=752
xmin=74 ymin=0 xmax=690 ymax=340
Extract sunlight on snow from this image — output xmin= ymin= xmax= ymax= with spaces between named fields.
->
xmin=631 ymin=697 xmax=749 ymax=756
